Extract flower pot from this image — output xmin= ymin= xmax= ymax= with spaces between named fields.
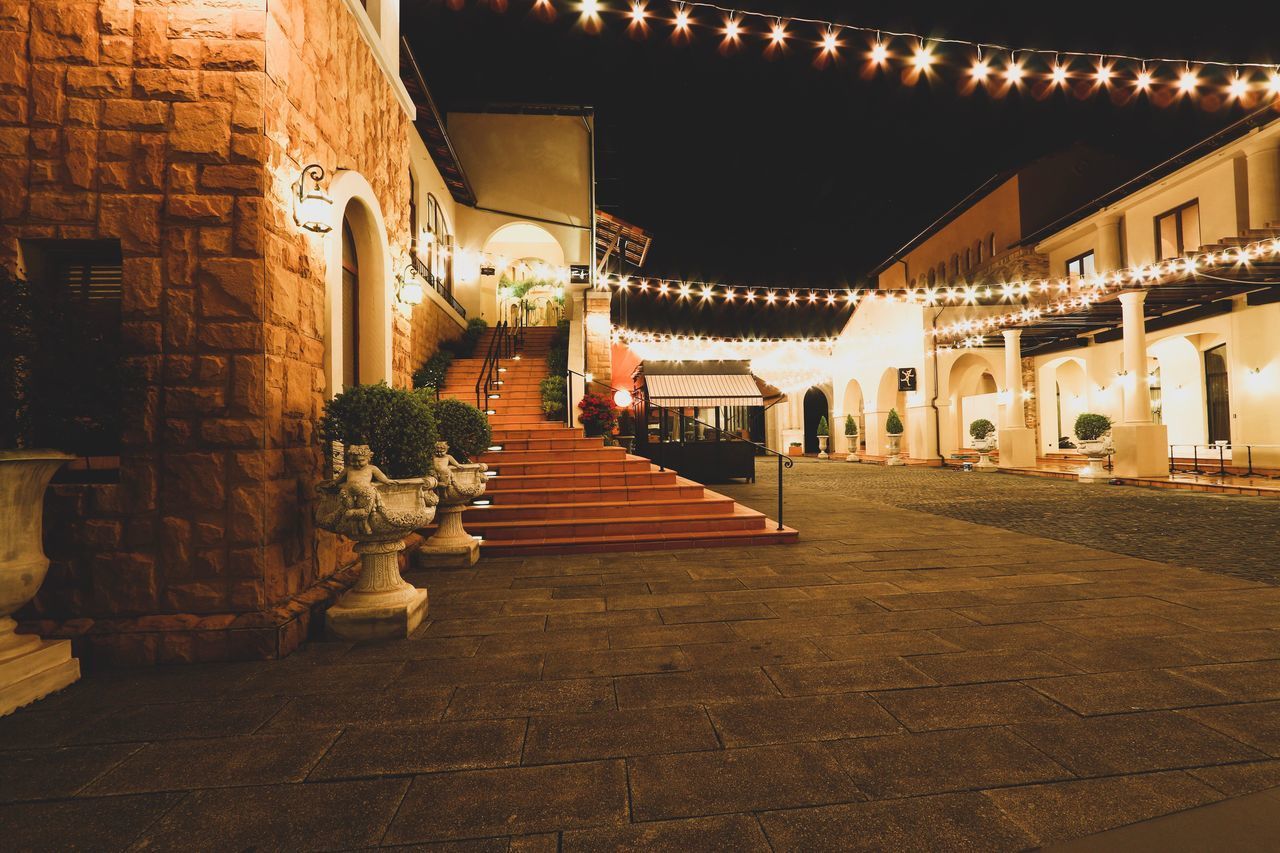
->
xmin=583 ymin=422 xmax=604 ymax=438
xmin=0 ymin=450 xmax=80 ymax=716
xmin=315 ymin=445 xmax=438 ymax=641
xmin=787 ymin=445 xmax=804 ymax=457
xmin=817 ymin=435 xmax=829 ymax=460
xmin=971 ymin=436 xmax=998 ymax=472
xmin=418 ymin=442 xmax=488 ymax=568
xmin=544 ymin=410 xmax=564 ymax=422
xmin=1077 ymin=438 xmax=1111 ymax=483
xmin=885 ymin=433 xmax=905 ymax=466
xmin=845 ymin=433 xmax=860 ymax=462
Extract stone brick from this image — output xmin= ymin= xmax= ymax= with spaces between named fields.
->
xmin=229 ymin=483 xmax=266 ymax=543
xmin=163 ymin=452 xmax=226 ymax=512
xmin=201 ymin=164 xmax=261 ymax=193
xmin=0 ymin=30 xmax=27 ymax=93
xmin=122 ymin=319 xmax=163 ymax=353
xmin=31 ymin=3 xmax=99 ymax=64
xmin=199 ymin=226 xmax=232 ymax=255
xmin=164 ymin=287 xmax=197 ymax=349
xmin=0 ymin=159 xmax=25 ymax=216
xmin=234 ymin=196 xmax=264 ymax=255
xmin=29 ymin=190 xmax=94 ymax=222
xmin=95 ymin=551 xmax=159 ymax=613
xmin=197 ymin=353 xmax=231 ymax=384
xmin=64 ymin=128 xmax=97 ymax=188
xmin=166 ymin=38 xmax=203 ymax=71
xmin=99 ymin=194 xmax=162 ymax=253
xmin=100 ymin=35 xmax=133 ymax=67
xmin=199 ymin=256 xmax=264 ymax=318
xmin=167 ymin=386 xmax=225 ymax=416
xmin=65 ymin=97 xmax=99 ymax=127
xmin=234 ymin=10 xmax=267 ymax=41
xmin=0 ymin=94 xmax=26 ymax=123
xmin=168 ymin=9 xmax=234 ymax=39
xmin=168 ymin=162 xmax=198 ymax=193
xmin=171 ymin=101 xmax=231 ymax=160
xmin=0 ymin=126 xmax=27 ymax=155
xmin=230 ymin=131 xmax=265 ymax=165
xmin=167 ymin=193 xmax=233 ymax=222
xmin=99 ymin=0 xmax=134 ymax=36
xmin=159 ymin=515 xmax=192 ymax=575
xmin=0 ymin=2 xmax=29 ymax=32
xmin=201 ymin=321 xmax=262 ymax=351
xmin=231 ymin=353 xmax=267 ymax=416
xmin=122 ymin=256 xmax=163 ymax=315
xmin=30 ymin=65 xmax=64 ymax=125
xmin=134 ymin=68 xmax=200 ymax=101
xmin=135 ymin=133 xmax=165 ymax=190
xmin=65 ymin=66 xmax=130 ymax=97
xmin=102 ymin=99 xmax=167 ymax=131
xmin=203 ymin=39 xmax=265 ymax=72
xmin=133 ymin=10 xmax=168 ymax=67
xmin=165 ymin=226 xmax=198 ymax=285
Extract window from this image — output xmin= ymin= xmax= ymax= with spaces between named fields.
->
xmin=1155 ymin=200 xmax=1201 ymax=260
xmin=408 ymin=170 xmax=418 ymax=255
xmin=424 ymin=193 xmax=453 ymax=295
xmin=987 ymin=233 xmax=996 ymax=259
xmin=341 ymin=221 xmax=360 ymax=389
xmin=1066 ymin=251 xmax=1096 ymax=279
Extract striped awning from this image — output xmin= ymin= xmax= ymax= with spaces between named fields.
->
xmin=645 ymin=373 xmax=764 ymax=408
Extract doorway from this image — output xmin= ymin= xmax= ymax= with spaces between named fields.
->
xmin=802 ymin=387 xmax=829 ymax=454
xmin=1204 ymin=344 xmax=1231 ymax=444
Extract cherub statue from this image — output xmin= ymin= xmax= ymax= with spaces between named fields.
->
xmin=432 ymin=441 xmax=487 ymax=484
xmin=324 ymin=444 xmax=395 ymax=535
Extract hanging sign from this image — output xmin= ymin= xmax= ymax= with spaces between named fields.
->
xmin=897 ymin=367 xmax=918 ymax=392
xmin=569 ymin=264 xmax=590 ymax=285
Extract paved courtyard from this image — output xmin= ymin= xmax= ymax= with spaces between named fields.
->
xmin=4 ymin=463 xmax=1280 ymax=850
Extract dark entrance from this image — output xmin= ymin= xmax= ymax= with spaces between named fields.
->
xmin=341 ymin=218 xmax=360 ymax=389
xmin=1204 ymin=344 xmax=1231 ymax=444
xmin=803 ymin=387 xmax=829 ymax=454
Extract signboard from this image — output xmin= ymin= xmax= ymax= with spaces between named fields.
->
xmin=897 ymin=367 xmax=918 ymax=392
xmin=569 ymin=264 xmax=590 ymax=285
xmin=479 ymin=265 xmax=496 ymax=277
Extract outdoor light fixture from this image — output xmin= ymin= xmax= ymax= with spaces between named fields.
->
xmin=869 ymin=39 xmax=888 ymax=65
xmin=294 ymin=164 xmax=333 ymax=234
xmin=769 ymin=20 xmax=787 ymax=45
xmin=614 ymin=389 xmax=633 ymax=407
xmin=395 ymin=263 xmax=425 ymax=307
xmin=1178 ymin=67 xmax=1199 ymax=94
xmin=673 ymin=5 xmax=690 ymax=31
xmin=1136 ymin=68 xmax=1154 ymax=91
xmin=911 ymin=42 xmax=933 ymax=70
xmin=1228 ymin=76 xmax=1249 ymax=99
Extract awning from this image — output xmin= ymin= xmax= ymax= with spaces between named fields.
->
xmin=645 ymin=373 xmax=764 ymax=408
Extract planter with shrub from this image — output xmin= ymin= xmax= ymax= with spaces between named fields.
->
xmin=1074 ymin=413 xmax=1114 ymax=483
xmin=844 ymin=414 xmax=860 ymax=462
xmin=540 ymin=375 xmax=566 ymax=421
xmin=577 ymin=392 xmax=617 ymax=438
xmin=418 ymin=398 xmax=491 ymax=566
xmin=969 ymin=418 xmax=998 ymax=472
xmin=885 ymin=408 xmax=906 ymax=466
xmin=788 ymin=441 xmax=804 ymax=457
xmin=816 ymin=415 xmax=830 ymax=459
xmin=315 ymin=383 xmax=439 ymax=639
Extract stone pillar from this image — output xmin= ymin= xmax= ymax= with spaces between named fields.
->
xmin=1112 ymin=291 xmax=1169 ymax=477
xmin=584 ymin=289 xmax=613 ymax=385
xmin=1244 ymin=139 xmax=1280 ymax=231
xmin=997 ymin=330 xmax=1036 ymax=469
xmin=1094 ymin=214 xmax=1123 ymax=273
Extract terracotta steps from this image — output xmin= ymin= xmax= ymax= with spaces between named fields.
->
xmin=468 ymin=495 xmax=736 ymax=523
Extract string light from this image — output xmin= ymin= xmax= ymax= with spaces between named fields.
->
xmin=613 ymin=326 xmax=836 ymax=392
xmin=464 ymin=2 xmax=1280 ymax=109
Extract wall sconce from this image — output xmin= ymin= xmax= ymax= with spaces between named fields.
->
xmin=1248 ymin=367 xmax=1263 ymax=376
xmin=294 ymin=164 xmax=333 ymax=234
xmin=395 ymin=263 xmax=425 ymax=307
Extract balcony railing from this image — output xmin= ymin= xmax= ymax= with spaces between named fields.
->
xmin=409 ymin=254 xmax=466 ymax=319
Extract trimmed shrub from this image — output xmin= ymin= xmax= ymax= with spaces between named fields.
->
xmin=885 ymin=409 xmax=904 ymax=435
xmin=457 ymin=317 xmax=488 ymax=357
xmin=540 ymin=375 xmax=566 ymax=415
xmin=319 ymin=383 xmax=438 ymax=479
xmin=413 ymin=348 xmax=454 ymax=392
xmin=816 ymin=415 xmax=829 ymax=437
xmin=1074 ymin=413 xmax=1113 ymax=442
xmin=432 ymin=397 xmax=492 ymax=463
xmin=969 ymin=418 xmax=996 ymax=441
xmin=844 ymin=414 xmax=858 ymax=436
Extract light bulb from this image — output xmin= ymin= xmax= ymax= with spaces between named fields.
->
xmin=629 ymin=2 xmax=645 ymax=22
xmin=1178 ymin=68 xmax=1199 ymax=93
xmin=723 ymin=16 xmax=740 ymax=40
xmin=1228 ymin=76 xmax=1248 ymax=99
xmin=1051 ymin=64 xmax=1069 ymax=85
xmin=972 ymin=59 xmax=991 ymax=81
xmin=821 ymin=29 xmax=839 ymax=55
xmin=673 ymin=6 xmax=689 ymax=30
xmin=769 ymin=21 xmax=787 ymax=45
xmin=870 ymin=41 xmax=888 ymax=65
xmin=580 ymin=0 xmax=600 ymax=18
xmin=912 ymin=43 xmax=933 ymax=69
xmin=1136 ymin=70 xmax=1153 ymax=90
xmin=1007 ymin=61 xmax=1026 ymax=83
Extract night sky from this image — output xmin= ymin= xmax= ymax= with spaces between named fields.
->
xmin=404 ymin=0 xmax=1278 ymax=335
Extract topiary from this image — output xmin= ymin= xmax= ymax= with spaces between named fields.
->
xmin=885 ymin=409 xmax=904 ymax=435
xmin=816 ymin=415 xmax=829 ymax=437
xmin=844 ymin=414 xmax=858 ymax=436
xmin=1074 ymin=413 xmax=1113 ymax=442
xmin=431 ymin=397 xmax=492 ymax=463
xmin=319 ymin=383 xmax=438 ymax=479
xmin=969 ymin=418 xmax=996 ymax=441
xmin=540 ymin=375 xmax=566 ymax=415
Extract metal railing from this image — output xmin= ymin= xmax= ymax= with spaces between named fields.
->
xmin=564 ymin=368 xmax=794 ymax=531
xmin=474 ymin=320 xmax=513 ymax=412
xmin=409 ymin=254 xmax=467 ymax=319
xmin=1170 ymin=443 xmax=1280 ymax=479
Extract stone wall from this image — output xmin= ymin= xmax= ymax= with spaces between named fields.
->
xmin=2 ymin=0 xmax=459 ymax=665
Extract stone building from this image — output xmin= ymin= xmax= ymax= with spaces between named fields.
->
xmin=1 ymin=0 xmax=596 ymax=664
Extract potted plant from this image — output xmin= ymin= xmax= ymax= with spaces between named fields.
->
xmin=1074 ymin=413 xmax=1114 ymax=483
xmin=316 ymin=384 xmax=440 ymax=639
xmin=418 ymin=398 xmax=491 ymax=568
xmin=844 ymin=414 xmax=860 ymax=462
xmin=885 ymin=408 xmax=906 ymax=466
xmin=577 ymin=391 xmax=617 ymax=438
xmin=540 ymin=375 xmax=566 ymax=421
xmin=815 ymin=415 xmax=830 ymax=459
xmin=788 ymin=441 xmax=804 ymax=457
xmin=969 ymin=418 xmax=998 ymax=472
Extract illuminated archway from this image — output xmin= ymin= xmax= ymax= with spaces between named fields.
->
xmin=946 ymin=352 xmax=1000 ymax=452
xmin=840 ymin=377 xmax=865 ymax=454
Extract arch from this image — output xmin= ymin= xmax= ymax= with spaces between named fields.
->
xmin=482 ymin=221 xmax=566 ymax=269
xmin=802 ymin=385 xmax=833 ymax=454
xmin=1040 ymin=357 xmax=1089 ymax=451
xmin=323 ymin=170 xmax=393 ymax=394
xmin=841 ymin=377 xmax=866 ymax=453
xmin=945 ymin=353 xmax=1000 ymax=451
xmin=1149 ymin=335 xmax=1208 ymax=447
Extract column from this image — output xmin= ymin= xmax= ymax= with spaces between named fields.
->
xmin=1094 ymin=214 xmax=1123 ymax=273
xmin=1244 ymin=139 xmax=1280 ymax=231
xmin=997 ymin=329 xmax=1036 ymax=468
xmin=583 ymin=289 xmax=612 ymax=385
xmin=1119 ymin=291 xmax=1151 ymax=424
xmin=1112 ymin=290 xmax=1169 ymax=477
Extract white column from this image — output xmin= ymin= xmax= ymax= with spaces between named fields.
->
xmin=1244 ymin=140 xmax=1280 ymax=231
xmin=1095 ymin=214 xmax=1123 ymax=272
xmin=1119 ymin=291 xmax=1151 ymax=424
xmin=1002 ymin=330 xmax=1025 ymax=428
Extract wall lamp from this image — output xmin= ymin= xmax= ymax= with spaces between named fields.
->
xmin=294 ymin=164 xmax=333 ymax=234
xmin=395 ymin=262 xmax=425 ymax=307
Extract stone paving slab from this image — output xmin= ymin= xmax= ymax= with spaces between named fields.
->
xmin=4 ymin=461 xmax=1280 ymax=849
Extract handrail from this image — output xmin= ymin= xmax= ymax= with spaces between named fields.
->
xmin=475 ymin=320 xmax=509 ymax=411
xmin=565 ymin=368 xmax=793 ymax=531
xmin=408 ymin=254 xmax=467 ymax=319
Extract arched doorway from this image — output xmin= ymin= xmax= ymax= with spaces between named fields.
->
xmin=874 ymin=367 xmax=910 ymax=456
xmin=802 ymin=387 xmax=831 ymax=454
xmin=946 ymin=353 xmax=999 ymax=452
xmin=841 ymin=377 xmax=865 ymax=454
xmin=484 ymin=222 xmax=567 ymax=328
xmin=340 ymin=220 xmax=360 ymax=389
xmin=1205 ymin=344 xmax=1231 ymax=444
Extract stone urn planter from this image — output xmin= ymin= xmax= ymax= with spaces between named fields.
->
xmin=417 ymin=441 xmax=488 ymax=568
xmin=1077 ymin=438 xmax=1112 ymax=484
xmin=817 ymin=435 xmax=829 ymax=460
xmin=972 ymin=436 xmax=998 ymax=473
xmin=0 ymin=450 xmax=80 ymax=716
xmin=845 ymin=433 xmax=860 ymax=463
xmin=885 ymin=433 xmax=905 ymax=466
xmin=315 ymin=445 xmax=438 ymax=641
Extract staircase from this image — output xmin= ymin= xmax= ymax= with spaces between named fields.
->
xmin=431 ymin=325 xmax=798 ymax=556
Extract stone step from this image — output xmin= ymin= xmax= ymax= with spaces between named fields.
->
xmin=478 ymin=447 xmax=627 ymax=464
xmin=478 ymin=481 xmax=705 ymax=505
xmin=485 ymin=457 xmax=655 ymax=478
xmin=477 ymin=523 xmax=799 ymax=556
xmin=467 ymin=495 xmax=735 ymax=523
xmin=484 ymin=470 xmax=682 ymax=491
xmin=457 ymin=504 xmax=771 ymax=541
